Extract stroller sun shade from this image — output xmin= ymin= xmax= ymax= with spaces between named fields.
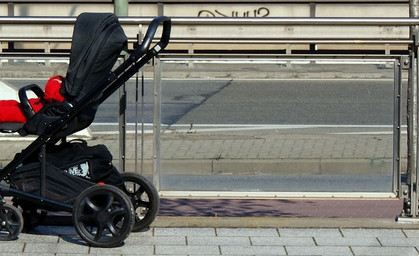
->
xmin=62 ymin=13 xmax=127 ymax=102
xmin=21 ymin=13 xmax=127 ymax=137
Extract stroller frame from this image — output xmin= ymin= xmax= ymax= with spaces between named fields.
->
xmin=0 ymin=15 xmax=171 ymax=247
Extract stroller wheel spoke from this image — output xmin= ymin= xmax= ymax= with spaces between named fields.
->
xmin=107 ymin=222 xmax=121 ymax=237
xmin=94 ymin=225 xmax=105 ymax=241
xmin=84 ymin=197 xmax=101 ymax=212
xmin=103 ymin=193 xmax=114 ymax=211
xmin=135 ymin=199 xmax=151 ymax=210
xmin=109 ymin=208 xmax=125 ymax=219
xmin=134 ymin=186 xmax=146 ymax=198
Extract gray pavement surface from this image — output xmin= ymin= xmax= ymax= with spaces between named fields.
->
xmin=4 ymin=225 xmax=419 ymax=255
xmin=0 ymin=61 xmax=416 ymax=255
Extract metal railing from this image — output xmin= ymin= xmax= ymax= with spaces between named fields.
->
xmin=0 ymin=17 xmax=419 ymax=219
xmin=0 ymin=17 xmax=416 ymax=55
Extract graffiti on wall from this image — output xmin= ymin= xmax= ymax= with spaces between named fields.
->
xmin=198 ymin=7 xmax=270 ymax=17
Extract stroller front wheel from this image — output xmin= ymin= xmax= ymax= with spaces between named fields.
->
xmin=0 ymin=203 xmax=23 ymax=241
xmin=72 ymin=184 xmax=134 ymax=248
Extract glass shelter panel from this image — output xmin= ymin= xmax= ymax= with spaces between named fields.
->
xmin=158 ymin=60 xmax=402 ymax=195
xmin=0 ymin=58 xmax=403 ymax=196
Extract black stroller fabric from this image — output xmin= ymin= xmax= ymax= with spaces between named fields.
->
xmin=61 ymin=12 xmax=127 ymax=102
xmin=10 ymin=162 xmax=94 ymax=204
xmin=21 ymin=12 xmax=127 ymax=137
xmin=46 ymin=139 xmax=123 ymax=185
xmin=9 ymin=139 xmax=123 ymax=204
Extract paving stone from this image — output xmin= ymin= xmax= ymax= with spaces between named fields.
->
xmin=278 ymin=228 xmax=342 ymax=237
xmin=216 ymin=228 xmax=278 ymax=237
xmin=378 ymin=237 xmax=419 ymax=247
xmin=220 ymin=245 xmax=286 ymax=255
xmin=89 ymin=244 xmax=154 ymax=255
xmin=23 ymin=242 xmax=89 ymax=254
xmin=155 ymin=245 xmax=220 ymax=255
xmin=0 ymin=241 xmax=25 ymax=253
xmin=154 ymin=228 xmax=216 ymax=237
xmin=124 ymin=235 xmax=186 ymax=246
xmin=341 ymin=228 xmax=405 ymax=238
xmin=18 ymin=233 xmax=60 ymax=243
xmin=187 ymin=255 xmax=226 ymax=256
xmin=250 ymin=236 xmax=315 ymax=246
xmin=57 ymin=234 xmax=85 ymax=246
xmin=403 ymin=229 xmax=419 ymax=237
xmin=188 ymin=236 xmax=250 ymax=246
xmin=314 ymin=236 xmax=381 ymax=246
xmin=0 ymin=254 xmax=55 ymax=256
xmin=351 ymin=246 xmax=419 ymax=255
xmin=285 ymin=245 xmax=353 ymax=256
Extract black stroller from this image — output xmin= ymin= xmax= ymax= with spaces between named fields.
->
xmin=0 ymin=13 xmax=170 ymax=247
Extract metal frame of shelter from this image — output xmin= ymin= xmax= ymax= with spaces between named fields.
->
xmin=2 ymin=15 xmax=419 ymax=218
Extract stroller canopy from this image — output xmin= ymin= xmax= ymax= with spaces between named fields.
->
xmin=21 ymin=12 xmax=127 ymax=137
xmin=61 ymin=12 xmax=128 ymax=103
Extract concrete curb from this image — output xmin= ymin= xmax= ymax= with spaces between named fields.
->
xmin=152 ymin=216 xmax=419 ymax=229
xmin=121 ymin=158 xmax=396 ymax=176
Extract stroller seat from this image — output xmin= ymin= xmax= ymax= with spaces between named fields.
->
xmin=0 ymin=12 xmax=127 ymax=136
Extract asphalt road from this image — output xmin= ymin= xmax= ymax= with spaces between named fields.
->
xmin=104 ymin=77 xmax=399 ymax=127
xmin=5 ymin=77 xmax=401 ymax=127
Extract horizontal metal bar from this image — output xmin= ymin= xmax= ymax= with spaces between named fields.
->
xmin=0 ymin=38 xmax=72 ymax=42
xmin=168 ymin=39 xmax=412 ymax=44
xmin=168 ymin=17 xmax=419 ymax=26
xmin=0 ymin=37 xmax=412 ymax=44
xmin=0 ymin=16 xmax=76 ymax=24
xmin=0 ymin=52 xmax=402 ymax=61
xmin=0 ymin=0 xmax=409 ymax=2
xmin=160 ymin=53 xmax=404 ymax=60
xmin=0 ymin=16 xmax=418 ymax=26
xmin=159 ymin=190 xmax=398 ymax=199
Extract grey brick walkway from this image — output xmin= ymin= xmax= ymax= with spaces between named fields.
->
xmin=3 ymin=226 xmax=419 ymax=255
xmin=1 ymin=127 xmax=403 ymax=176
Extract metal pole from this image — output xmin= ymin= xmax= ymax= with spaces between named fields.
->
xmin=394 ymin=58 xmax=402 ymax=197
xmin=114 ymin=0 xmax=129 ymax=16
xmin=153 ymin=57 xmax=162 ymax=190
xmin=134 ymin=25 xmax=143 ymax=175
xmin=406 ymin=0 xmax=419 ymax=217
xmin=115 ymin=0 xmax=129 ymax=172
xmin=119 ymin=66 xmax=127 ymax=173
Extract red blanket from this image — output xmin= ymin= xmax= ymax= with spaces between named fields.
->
xmin=0 ymin=76 xmax=65 ymax=123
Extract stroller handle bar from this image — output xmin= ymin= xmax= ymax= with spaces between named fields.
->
xmin=132 ymin=16 xmax=171 ymax=60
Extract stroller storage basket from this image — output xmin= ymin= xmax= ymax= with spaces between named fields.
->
xmin=10 ymin=162 xmax=94 ymax=205
xmin=46 ymin=139 xmax=123 ymax=185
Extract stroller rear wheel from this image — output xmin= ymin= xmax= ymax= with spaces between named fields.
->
xmin=12 ymin=199 xmax=47 ymax=230
xmin=119 ymin=172 xmax=159 ymax=232
xmin=0 ymin=204 xmax=23 ymax=241
xmin=72 ymin=184 xmax=134 ymax=248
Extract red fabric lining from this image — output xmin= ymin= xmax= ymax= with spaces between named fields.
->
xmin=0 ymin=76 xmax=64 ymax=123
